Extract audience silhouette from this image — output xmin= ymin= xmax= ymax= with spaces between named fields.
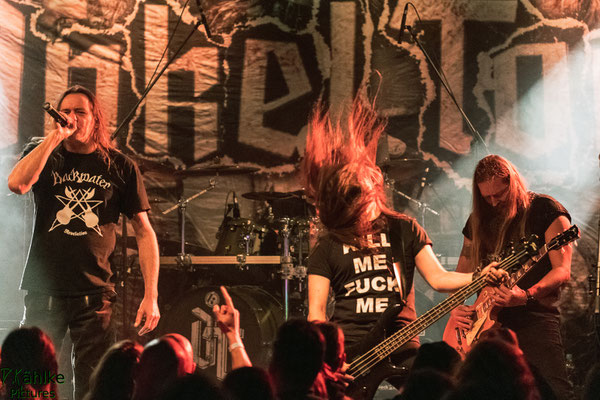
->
xmin=0 ymin=327 xmax=59 ymax=400
xmin=83 ymin=340 xmax=142 ymax=400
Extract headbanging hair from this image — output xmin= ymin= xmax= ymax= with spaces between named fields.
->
xmin=56 ymin=85 xmax=115 ymax=164
xmin=469 ymin=155 xmax=530 ymax=266
xmin=301 ymin=95 xmax=400 ymax=248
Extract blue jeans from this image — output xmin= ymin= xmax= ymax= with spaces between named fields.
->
xmin=22 ymin=291 xmax=117 ymax=400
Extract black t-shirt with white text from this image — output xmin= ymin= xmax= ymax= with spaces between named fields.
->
xmin=20 ymin=143 xmax=150 ymax=295
xmin=307 ymin=215 xmax=431 ymax=346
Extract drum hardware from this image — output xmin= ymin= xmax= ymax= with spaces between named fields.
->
xmin=243 ymin=189 xmax=315 ymax=220
xmin=277 ymin=218 xmax=295 ymax=320
xmin=120 ymin=236 xmax=210 ymax=257
xmin=279 ymin=259 xmax=307 ymax=281
xmin=280 ymin=255 xmax=295 ymax=280
xmin=384 ymin=175 xmax=439 ymax=228
xmin=174 ymin=163 xmax=260 ymax=177
xmin=157 ymin=239 xmax=211 ymax=257
xmin=162 ymin=179 xmax=216 ymax=264
xmin=241 ymin=190 xmax=304 ymax=201
xmin=242 ymin=231 xmax=254 ymax=257
xmin=175 ymin=253 xmax=194 ymax=271
xmin=290 ymin=217 xmax=311 ymax=267
xmin=131 ymin=155 xmax=178 ymax=178
xmin=159 ymin=255 xmax=282 ymax=265
xmin=379 ymin=157 xmax=428 ymax=183
xmin=296 ymin=265 xmax=307 ymax=278
xmin=214 ymin=218 xmax=266 ymax=256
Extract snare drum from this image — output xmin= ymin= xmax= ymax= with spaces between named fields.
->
xmin=158 ymin=285 xmax=284 ymax=380
xmin=215 ymin=218 xmax=267 ymax=255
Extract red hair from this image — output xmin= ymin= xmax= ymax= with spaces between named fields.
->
xmin=302 ymin=96 xmax=399 ymax=247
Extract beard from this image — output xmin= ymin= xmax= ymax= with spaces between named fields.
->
xmin=484 ymin=200 xmax=510 ymax=222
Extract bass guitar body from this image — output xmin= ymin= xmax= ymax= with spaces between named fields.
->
xmin=344 ymin=304 xmax=417 ymax=400
xmin=345 ymin=347 xmax=417 ymax=400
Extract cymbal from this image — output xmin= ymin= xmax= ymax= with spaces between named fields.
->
xmin=242 ymin=190 xmax=304 ymax=201
xmin=118 ymin=236 xmax=211 ymax=256
xmin=380 ymin=157 xmax=427 ymax=181
xmin=158 ymin=239 xmax=212 ymax=256
xmin=130 ymin=155 xmax=177 ymax=177
xmin=175 ymin=164 xmax=260 ymax=177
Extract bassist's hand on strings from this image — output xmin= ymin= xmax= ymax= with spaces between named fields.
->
xmin=479 ymin=262 xmax=509 ymax=285
xmin=337 ymin=366 xmax=355 ymax=385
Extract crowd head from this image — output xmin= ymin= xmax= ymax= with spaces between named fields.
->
xmin=132 ymin=334 xmax=197 ymax=400
xmin=0 ymin=327 xmax=59 ymax=398
xmin=83 ymin=340 xmax=143 ymax=400
xmin=0 ymin=320 xmax=570 ymax=400
xmin=269 ymin=319 xmax=325 ymax=398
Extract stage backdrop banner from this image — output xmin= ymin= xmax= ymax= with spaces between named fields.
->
xmin=1 ymin=0 xmax=598 ymax=178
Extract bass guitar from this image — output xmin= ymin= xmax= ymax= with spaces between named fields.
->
xmin=443 ymin=224 xmax=579 ymax=357
xmin=345 ymin=225 xmax=579 ymax=399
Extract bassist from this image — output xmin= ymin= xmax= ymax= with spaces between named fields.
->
xmin=301 ymin=97 xmax=505 ymax=398
xmin=447 ymin=154 xmax=574 ymax=400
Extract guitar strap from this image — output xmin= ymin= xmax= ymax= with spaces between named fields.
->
xmin=389 ymin=218 xmax=410 ymax=306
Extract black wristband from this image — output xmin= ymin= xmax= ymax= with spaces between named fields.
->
xmin=525 ymin=288 xmax=535 ymax=304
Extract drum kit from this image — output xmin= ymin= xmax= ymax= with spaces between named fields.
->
xmin=121 ymin=154 xmax=437 ymax=380
xmin=119 ymin=157 xmax=321 ymax=377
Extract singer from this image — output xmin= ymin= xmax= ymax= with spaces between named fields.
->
xmin=7 ymin=85 xmax=160 ymax=400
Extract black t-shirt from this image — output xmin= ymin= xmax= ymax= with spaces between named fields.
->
xmin=307 ymin=215 xmax=432 ymax=346
xmin=20 ymin=142 xmax=150 ymax=295
xmin=463 ymin=192 xmax=570 ymax=312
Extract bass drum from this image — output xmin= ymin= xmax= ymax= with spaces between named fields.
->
xmin=158 ymin=285 xmax=284 ymax=380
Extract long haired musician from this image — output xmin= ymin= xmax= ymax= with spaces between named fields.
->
xmin=8 ymin=85 xmax=160 ymax=400
xmin=446 ymin=154 xmax=574 ymax=400
xmin=302 ymin=96 xmax=505 ymax=396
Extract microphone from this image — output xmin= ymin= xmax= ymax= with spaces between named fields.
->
xmin=416 ymin=167 xmax=430 ymax=199
xmin=42 ymin=102 xmax=69 ymax=127
xmin=398 ymin=3 xmax=409 ymax=44
xmin=232 ymin=192 xmax=240 ymax=218
xmin=195 ymin=0 xmax=212 ymax=38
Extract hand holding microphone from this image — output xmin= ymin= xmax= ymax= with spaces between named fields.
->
xmin=43 ymin=102 xmax=69 ymax=127
xmin=43 ymin=102 xmax=77 ymax=140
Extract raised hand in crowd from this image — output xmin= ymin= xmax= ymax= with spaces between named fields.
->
xmin=212 ymin=286 xmax=252 ymax=369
